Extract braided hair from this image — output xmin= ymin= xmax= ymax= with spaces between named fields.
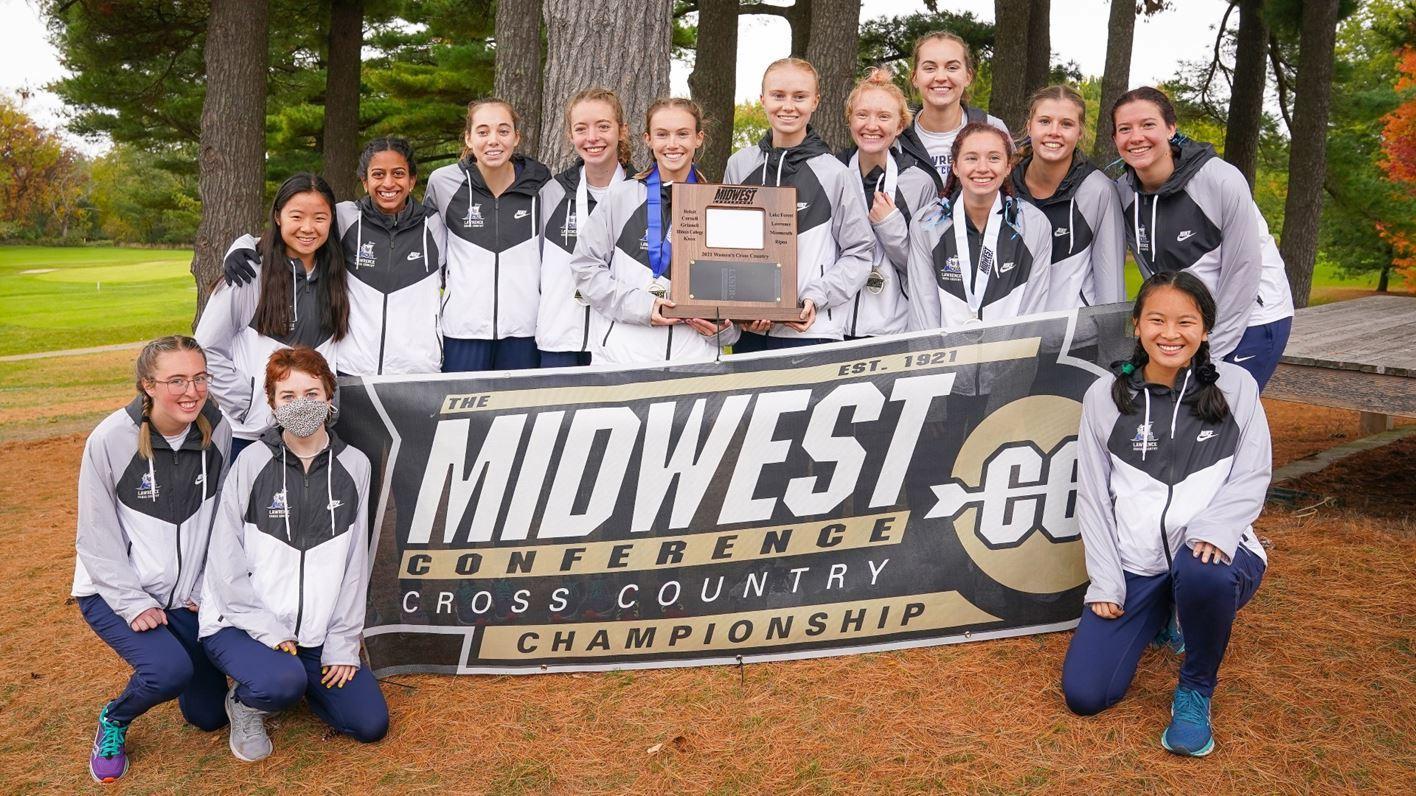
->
xmin=1112 ymin=271 xmax=1229 ymax=423
xmin=134 ymin=335 xmax=213 ymax=461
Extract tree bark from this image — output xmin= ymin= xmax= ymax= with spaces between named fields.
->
xmin=322 ymin=0 xmax=363 ymax=202
xmin=991 ymin=0 xmax=1032 ymax=132
xmin=1024 ymin=0 xmax=1051 ymax=96
xmin=788 ymin=1 xmax=812 ymax=58
xmin=1224 ymin=0 xmax=1268 ymax=189
xmin=804 ymin=0 xmax=860 ymax=153
xmin=1094 ymin=0 xmax=1136 ymax=167
xmin=1279 ymin=0 xmax=1340 ymax=309
xmin=495 ymin=0 xmax=544 ymax=159
xmin=688 ymin=0 xmax=739 ymax=179
xmin=191 ymin=0 xmax=269 ymax=321
xmin=540 ymin=0 xmax=671 ymax=171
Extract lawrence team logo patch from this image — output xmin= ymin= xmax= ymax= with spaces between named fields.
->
xmin=1131 ymin=422 xmax=1158 ymax=453
xmin=137 ymin=472 xmax=159 ymax=501
xmin=464 ymin=203 xmax=484 ymax=229
xmin=356 ymin=241 xmax=377 ymax=269
xmin=267 ymin=489 xmax=289 ymax=520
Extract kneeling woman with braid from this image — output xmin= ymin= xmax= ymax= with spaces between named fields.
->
xmin=200 ymin=346 xmax=387 ymax=761
xmin=1063 ymin=271 xmax=1270 ymax=757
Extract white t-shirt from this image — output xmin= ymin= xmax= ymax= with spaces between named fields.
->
xmin=163 ymin=427 xmax=190 ymax=451
xmin=915 ymin=113 xmax=1011 ymax=181
xmin=587 ymin=182 xmax=611 ymax=204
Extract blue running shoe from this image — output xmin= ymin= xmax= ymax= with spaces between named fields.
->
xmin=89 ymin=704 xmax=130 ymax=783
xmin=1151 ymin=612 xmax=1186 ymax=655
xmin=1161 ymin=686 xmax=1215 ymax=757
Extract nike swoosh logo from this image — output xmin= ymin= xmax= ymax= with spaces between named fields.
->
xmin=1233 ymin=355 xmax=1254 ymax=362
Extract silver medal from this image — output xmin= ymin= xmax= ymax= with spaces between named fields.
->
xmin=866 ymin=269 xmax=885 ymax=295
xmin=574 ymin=290 xmax=589 ymax=307
xmin=648 ymin=279 xmax=668 ymax=299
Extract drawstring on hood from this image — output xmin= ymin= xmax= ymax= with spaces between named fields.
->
xmin=755 ymin=127 xmax=832 ymax=187
xmin=1130 ymin=366 xmax=1197 ymax=462
xmin=274 ymin=434 xmax=337 ymax=542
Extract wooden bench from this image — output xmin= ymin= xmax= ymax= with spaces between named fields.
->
xmin=1263 ymin=295 xmax=1416 ymax=433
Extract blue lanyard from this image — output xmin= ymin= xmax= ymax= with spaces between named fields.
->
xmin=645 ymin=164 xmax=697 ymax=278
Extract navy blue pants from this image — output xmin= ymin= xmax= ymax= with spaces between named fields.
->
xmin=79 ymin=595 xmax=228 ymax=730
xmin=1225 ymin=316 xmax=1291 ymax=391
xmin=202 ymin=627 xmax=388 ymax=742
xmin=733 ymin=333 xmax=829 ymax=353
xmin=1061 ymin=545 xmax=1265 ymax=716
xmin=229 ymin=437 xmax=256 ymax=462
xmin=442 ymin=337 xmax=540 ymax=372
xmin=539 ymin=350 xmax=591 ymax=368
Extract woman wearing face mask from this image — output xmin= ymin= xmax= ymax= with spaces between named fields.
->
xmin=538 ymin=88 xmax=634 ymax=367
xmin=897 ymin=31 xmax=1009 ymax=186
xmin=1063 ymin=272 xmax=1269 ymax=758
xmin=75 ymin=336 xmax=232 ymax=783
xmin=1009 ymin=85 xmax=1126 ymax=309
xmin=837 ymin=68 xmax=940 ymax=338
xmin=197 ymin=173 xmax=349 ymax=460
xmin=1111 ymin=86 xmax=1293 ymax=388
xmin=223 ymin=138 xmax=447 ymax=376
xmin=570 ymin=97 xmax=735 ymax=364
xmin=425 ymin=98 xmax=552 ymax=372
xmin=723 ymin=57 xmax=874 ymax=351
xmin=908 ymin=123 xmax=1053 ymax=329
xmin=200 ymin=346 xmax=386 ymax=763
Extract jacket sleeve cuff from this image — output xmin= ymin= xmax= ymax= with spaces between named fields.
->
xmin=799 ymin=286 xmax=828 ymax=310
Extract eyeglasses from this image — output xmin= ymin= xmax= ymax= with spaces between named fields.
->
xmin=150 ymin=374 xmax=212 ymax=394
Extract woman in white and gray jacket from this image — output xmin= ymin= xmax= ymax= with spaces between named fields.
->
xmin=1062 ymin=271 xmax=1269 ymax=759
xmin=908 ymin=122 xmax=1053 ymax=330
xmin=723 ymin=58 xmax=874 ymax=350
xmin=74 ymin=336 xmax=232 ymax=783
xmin=1111 ymin=86 xmax=1292 ymax=388
xmin=200 ymin=346 xmax=386 ymax=763
xmin=1009 ymin=85 xmax=1126 ymax=309
xmin=836 ymin=68 xmax=939 ymax=338
xmin=196 ymin=173 xmax=349 ymax=460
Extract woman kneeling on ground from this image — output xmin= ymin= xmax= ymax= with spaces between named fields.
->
xmin=199 ymin=346 xmax=387 ymax=761
xmin=76 ymin=335 xmax=232 ymax=783
xmin=1063 ymin=271 xmax=1270 ymax=757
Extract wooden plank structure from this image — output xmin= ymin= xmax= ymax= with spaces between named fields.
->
xmin=1264 ymin=295 xmax=1416 ymax=432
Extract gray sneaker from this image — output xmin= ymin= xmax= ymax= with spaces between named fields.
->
xmin=224 ymin=685 xmax=272 ymax=762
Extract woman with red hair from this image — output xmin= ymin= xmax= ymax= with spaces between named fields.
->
xmin=198 ymin=346 xmax=387 ymax=762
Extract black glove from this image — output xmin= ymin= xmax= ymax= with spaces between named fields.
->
xmin=223 ymin=247 xmax=261 ymax=286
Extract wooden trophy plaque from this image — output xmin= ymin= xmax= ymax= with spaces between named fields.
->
xmin=661 ymin=183 xmax=801 ymax=321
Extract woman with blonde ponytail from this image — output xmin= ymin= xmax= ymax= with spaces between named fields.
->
xmin=537 ymin=87 xmax=635 ymax=367
xmin=72 ymin=335 xmax=233 ymax=783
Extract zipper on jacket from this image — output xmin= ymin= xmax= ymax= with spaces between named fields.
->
xmin=580 ymin=307 xmax=591 ymax=352
xmin=167 ymin=519 xmax=183 ymax=610
xmin=665 ymin=324 xmax=673 ymax=360
xmin=1157 ymin=389 xmax=1176 ymax=570
xmin=493 ymin=196 xmax=501 ymax=340
xmin=377 ymin=293 xmax=389 ymax=375
xmin=238 ymin=377 xmax=255 ymax=423
xmin=850 ymin=293 xmax=862 ymax=337
xmin=293 ymin=548 xmax=307 ymax=638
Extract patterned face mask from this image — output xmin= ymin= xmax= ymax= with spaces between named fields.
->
xmin=273 ymin=397 xmax=332 ymax=437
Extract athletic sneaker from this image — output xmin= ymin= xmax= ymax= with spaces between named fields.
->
xmin=89 ymin=704 xmax=129 ymax=783
xmin=1151 ymin=612 xmax=1186 ymax=655
xmin=1161 ymin=686 xmax=1215 ymax=757
xmin=224 ymin=685 xmax=273 ymax=762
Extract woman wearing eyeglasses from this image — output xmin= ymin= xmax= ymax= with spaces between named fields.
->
xmin=73 ymin=335 xmax=233 ymax=783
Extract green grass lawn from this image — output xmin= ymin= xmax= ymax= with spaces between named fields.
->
xmin=0 ymin=246 xmax=196 ymax=356
xmin=1121 ymin=256 xmax=1403 ymax=305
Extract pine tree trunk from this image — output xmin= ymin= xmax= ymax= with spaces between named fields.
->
xmin=1024 ymin=0 xmax=1051 ymax=95
xmin=495 ymin=0 xmax=544 ymax=159
xmin=1224 ymin=0 xmax=1268 ymax=189
xmin=688 ymin=0 xmax=739 ymax=179
xmin=191 ymin=0 xmax=269 ymax=322
xmin=540 ymin=0 xmax=671 ymax=171
xmin=804 ymin=0 xmax=860 ymax=153
xmin=1279 ymin=0 xmax=1340 ymax=309
xmin=322 ymin=0 xmax=363 ymax=202
xmin=1094 ymin=0 xmax=1136 ymax=167
xmin=991 ymin=0 xmax=1032 ymax=132
xmin=788 ymin=0 xmax=812 ymax=59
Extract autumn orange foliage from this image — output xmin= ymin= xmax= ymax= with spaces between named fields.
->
xmin=1379 ymin=47 xmax=1416 ymax=275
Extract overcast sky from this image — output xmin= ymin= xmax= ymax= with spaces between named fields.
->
xmin=4 ymin=0 xmax=1229 ymax=153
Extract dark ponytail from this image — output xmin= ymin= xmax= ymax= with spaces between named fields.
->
xmin=1112 ymin=271 xmax=1229 ymax=423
